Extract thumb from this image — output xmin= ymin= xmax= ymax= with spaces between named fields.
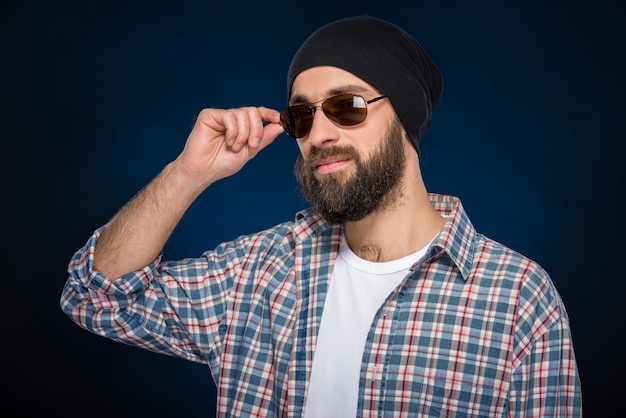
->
xmin=257 ymin=122 xmax=286 ymax=150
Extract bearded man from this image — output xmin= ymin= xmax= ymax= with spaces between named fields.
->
xmin=61 ymin=15 xmax=581 ymax=417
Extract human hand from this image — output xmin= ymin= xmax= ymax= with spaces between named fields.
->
xmin=174 ymin=106 xmax=284 ymax=187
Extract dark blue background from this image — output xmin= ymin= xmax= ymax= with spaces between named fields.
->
xmin=3 ymin=0 xmax=624 ymax=416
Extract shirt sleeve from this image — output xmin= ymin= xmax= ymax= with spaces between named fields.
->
xmin=508 ymin=316 xmax=582 ymax=416
xmin=507 ymin=265 xmax=583 ymax=417
xmin=59 ymin=226 xmax=249 ymax=372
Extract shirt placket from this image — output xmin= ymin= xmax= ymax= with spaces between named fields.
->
xmin=359 ymin=288 xmax=402 ymax=416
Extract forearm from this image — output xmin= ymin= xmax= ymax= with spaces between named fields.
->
xmin=91 ymin=106 xmax=282 ymax=278
xmin=94 ymin=160 xmax=209 ymax=278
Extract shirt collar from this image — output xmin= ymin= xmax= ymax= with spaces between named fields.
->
xmin=293 ymin=193 xmax=477 ymax=280
xmin=294 ymin=207 xmax=336 ymax=242
xmin=426 ymin=193 xmax=476 ymax=280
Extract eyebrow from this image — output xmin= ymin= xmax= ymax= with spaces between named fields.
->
xmin=289 ymin=85 xmax=371 ymax=105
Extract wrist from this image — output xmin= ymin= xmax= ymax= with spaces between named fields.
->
xmin=163 ymin=160 xmax=214 ymax=200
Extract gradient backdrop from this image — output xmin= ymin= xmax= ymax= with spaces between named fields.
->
xmin=3 ymin=0 xmax=624 ymax=416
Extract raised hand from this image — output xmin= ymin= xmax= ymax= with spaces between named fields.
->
xmin=175 ymin=106 xmax=285 ymax=188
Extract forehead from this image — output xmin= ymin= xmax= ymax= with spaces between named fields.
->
xmin=290 ymin=66 xmax=377 ymax=104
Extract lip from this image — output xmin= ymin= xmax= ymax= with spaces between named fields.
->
xmin=312 ymin=156 xmax=352 ymax=175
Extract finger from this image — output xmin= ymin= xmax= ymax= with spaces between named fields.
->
xmin=246 ymin=122 xmax=285 ymax=160
xmin=253 ymin=107 xmax=284 ymax=150
xmin=262 ymin=122 xmax=285 ymax=143
xmin=230 ymin=107 xmax=280 ymax=152
xmin=252 ymin=107 xmax=284 ymax=151
xmin=231 ymin=109 xmax=253 ymax=152
xmin=219 ymin=111 xmax=240 ymax=147
xmin=203 ymin=107 xmax=283 ymax=153
xmin=246 ymin=108 xmax=265 ymax=149
xmin=258 ymin=106 xmax=282 ymax=125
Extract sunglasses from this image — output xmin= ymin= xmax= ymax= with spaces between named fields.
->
xmin=280 ymin=93 xmax=388 ymax=138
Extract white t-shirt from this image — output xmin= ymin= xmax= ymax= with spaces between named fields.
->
xmin=304 ymin=234 xmax=432 ymax=418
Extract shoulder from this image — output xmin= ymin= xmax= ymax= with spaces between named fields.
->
xmin=472 ymin=234 xmax=559 ymax=302
xmin=472 ymin=234 xmax=548 ymax=284
xmin=472 ymin=234 xmax=569 ymax=337
xmin=212 ymin=207 xmax=336 ymax=256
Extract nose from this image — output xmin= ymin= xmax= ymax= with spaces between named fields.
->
xmin=307 ymin=106 xmax=340 ymax=148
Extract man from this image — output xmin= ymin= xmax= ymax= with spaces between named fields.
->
xmin=61 ymin=15 xmax=581 ymax=417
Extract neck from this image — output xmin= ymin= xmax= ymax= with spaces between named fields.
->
xmin=343 ymin=160 xmax=445 ymax=263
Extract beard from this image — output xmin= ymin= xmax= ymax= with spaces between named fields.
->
xmin=295 ymin=117 xmax=406 ymax=224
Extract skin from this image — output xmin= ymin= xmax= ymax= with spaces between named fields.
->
xmin=93 ymin=66 xmax=444 ymax=278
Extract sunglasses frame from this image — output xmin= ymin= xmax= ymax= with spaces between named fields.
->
xmin=280 ymin=93 xmax=388 ymax=139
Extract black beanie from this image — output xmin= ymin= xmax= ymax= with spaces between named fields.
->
xmin=287 ymin=15 xmax=443 ymax=154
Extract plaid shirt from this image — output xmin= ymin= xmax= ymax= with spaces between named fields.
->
xmin=61 ymin=193 xmax=581 ymax=417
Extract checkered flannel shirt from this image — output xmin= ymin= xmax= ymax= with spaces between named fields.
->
xmin=61 ymin=193 xmax=581 ymax=417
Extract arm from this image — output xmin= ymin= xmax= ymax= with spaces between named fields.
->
xmin=93 ymin=106 xmax=284 ymax=278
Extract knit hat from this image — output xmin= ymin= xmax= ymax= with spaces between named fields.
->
xmin=287 ymin=15 xmax=443 ymax=154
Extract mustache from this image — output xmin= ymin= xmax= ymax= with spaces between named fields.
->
xmin=304 ymin=145 xmax=361 ymax=167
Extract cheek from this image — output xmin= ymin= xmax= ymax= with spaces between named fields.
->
xmin=297 ymin=140 xmax=311 ymax=157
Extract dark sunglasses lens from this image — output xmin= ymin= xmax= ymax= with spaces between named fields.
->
xmin=280 ymin=109 xmax=296 ymax=137
xmin=323 ymin=94 xmax=367 ymax=126
xmin=281 ymin=94 xmax=369 ymax=138
xmin=281 ymin=105 xmax=314 ymax=138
